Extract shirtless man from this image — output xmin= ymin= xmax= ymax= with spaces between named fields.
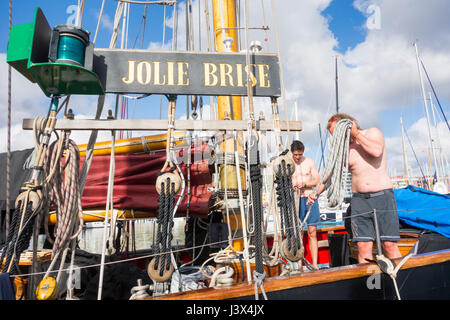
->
xmin=291 ymin=140 xmax=321 ymax=269
xmin=308 ymin=113 xmax=401 ymax=264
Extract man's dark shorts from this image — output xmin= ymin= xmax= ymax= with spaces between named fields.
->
xmin=350 ymin=189 xmax=400 ymax=242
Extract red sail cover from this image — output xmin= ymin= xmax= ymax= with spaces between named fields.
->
xmin=80 ymin=142 xmax=213 ymax=218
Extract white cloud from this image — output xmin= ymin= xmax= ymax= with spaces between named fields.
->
xmin=0 ymin=55 xmax=48 ymax=128
xmin=400 ymin=117 xmax=450 ymax=178
xmin=0 ymin=54 xmax=48 ymax=152
xmin=0 ymin=122 xmax=34 ymax=153
xmin=100 ymin=13 xmax=114 ymax=32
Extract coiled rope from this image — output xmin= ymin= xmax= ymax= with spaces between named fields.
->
xmin=319 ymin=119 xmax=352 ymax=209
xmin=209 ymin=266 xmax=234 ymax=288
xmin=299 ymin=119 xmax=352 ymax=239
xmin=129 ymin=279 xmax=150 ymax=300
xmin=44 ymin=135 xmax=84 ymax=258
xmin=40 ymin=132 xmax=85 ymax=296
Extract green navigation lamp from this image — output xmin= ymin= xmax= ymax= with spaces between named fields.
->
xmin=49 ymin=24 xmax=90 ymax=67
xmin=7 ymin=7 xmax=104 ymax=97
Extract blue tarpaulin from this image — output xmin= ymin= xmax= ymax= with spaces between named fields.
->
xmin=394 ymin=185 xmax=450 ymax=238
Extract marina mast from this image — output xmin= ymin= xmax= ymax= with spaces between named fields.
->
xmin=414 ymin=41 xmax=440 ymax=185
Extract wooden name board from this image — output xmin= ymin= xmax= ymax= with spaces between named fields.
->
xmin=92 ymin=49 xmax=281 ymax=97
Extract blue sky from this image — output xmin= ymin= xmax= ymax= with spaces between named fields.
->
xmin=1 ymin=0 xmax=449 ymax=179
xmin=322 ymin=0 xmax=367 ymax=54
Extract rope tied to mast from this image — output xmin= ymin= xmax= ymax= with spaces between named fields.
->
xmin=248 ymin=133 xmax=268 ymax=299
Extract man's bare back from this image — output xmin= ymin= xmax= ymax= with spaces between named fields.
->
xmin=348 ymin=128 xmax=393 ymax=193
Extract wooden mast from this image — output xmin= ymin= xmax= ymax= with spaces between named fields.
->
xmin=212 ymin=0 xmax=247 ymax=252
xmin=212 ymin=0 xmax=243 ymax=120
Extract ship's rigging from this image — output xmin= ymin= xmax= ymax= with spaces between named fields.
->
xmin=3 ymin=0 xmax=449 ymax=302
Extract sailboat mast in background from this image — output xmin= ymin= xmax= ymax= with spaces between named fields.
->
xmin=400 ymin=116 xmax=410 ymax=185
xmin=335 ymin=55 xmax=339 ymax=113
xmin=413 ymin=41 xmax=440 ymax=185
xmin=428 ymin=92 xmax=448 ymax=185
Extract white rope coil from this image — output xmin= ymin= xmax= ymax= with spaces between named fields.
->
xmin=209 ymin=266 xmax=234 ymax=288
xmin=129 ymin=279 xmax=150 ymax=300
xmin=320 ymin=119 xmax=353 ymax=208
xmin=44 ymin=135 xmax=84 ymax=258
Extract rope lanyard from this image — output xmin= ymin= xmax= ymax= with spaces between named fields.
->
xmin=148 ymin=95 xmax=185 ymax=284
xmin=248 ymin=137 xmax=267 ymax=299
xmin=97 ymin=110 xmax=117 ymax=300
xmin=270 ymin=97 xmax=285 ymax=153
xmin=243 ymin=0 xmax=267 ymax=293
xmin=273 ymin=156 xmax=303 ymax=263
xmin=5 ymin=0 xmax=12 ymax=243
xmin=270 ymin=0 xmax=290 ymax=142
